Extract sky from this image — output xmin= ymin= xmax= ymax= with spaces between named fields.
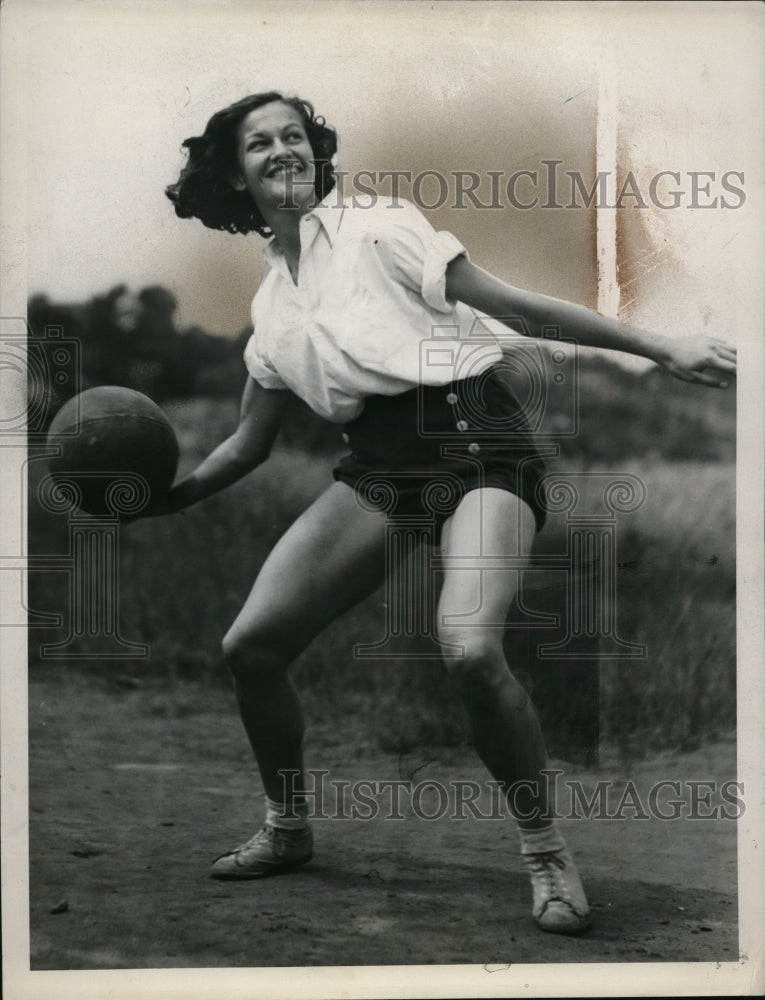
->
xmin=3 ymin=0 xmax=761 ymax=345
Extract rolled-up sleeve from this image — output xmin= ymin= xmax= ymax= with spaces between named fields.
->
xmin=243 ymin=331 xmax=288 ymax=390
xmin=381 ymin=201 xmax=469 ymax=313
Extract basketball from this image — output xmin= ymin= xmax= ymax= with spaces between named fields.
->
xmin=46 ymin=386 xmax=179 ymax=516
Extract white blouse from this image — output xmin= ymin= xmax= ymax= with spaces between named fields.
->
xmin=243 ymin=195 xmax=520 ymax=423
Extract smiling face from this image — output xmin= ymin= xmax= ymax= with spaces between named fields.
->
xmin=232 ymin=101 xmax=317 ymax=217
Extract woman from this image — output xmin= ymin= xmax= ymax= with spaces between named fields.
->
xmin=161 ymin=91 xmax=736 ymax=935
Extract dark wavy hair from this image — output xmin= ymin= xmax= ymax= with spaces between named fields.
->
xmin=165 ymin=91 xmax=338 ymax=237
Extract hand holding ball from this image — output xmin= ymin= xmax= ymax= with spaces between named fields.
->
xmin=46 ymin=387 xmax=179 ymax=517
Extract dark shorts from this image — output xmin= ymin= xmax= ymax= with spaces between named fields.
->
xmin=332 ymin=365 xmax=548 ymax=540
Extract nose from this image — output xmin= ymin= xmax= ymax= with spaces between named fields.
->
xmin=269 ymin=136 xmax=292 ymax=161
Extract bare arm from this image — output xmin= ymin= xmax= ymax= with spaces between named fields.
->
xmin=158 ymin=377 xmax=289 ymax=515
xmin=445 ymin=256 xmax=737 ymax=388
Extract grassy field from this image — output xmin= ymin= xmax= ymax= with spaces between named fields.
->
xmin=28 ymin=395 xmax=736 ymax=762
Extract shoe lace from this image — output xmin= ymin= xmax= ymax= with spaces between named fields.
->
xmin=525 ymin=851 xmax=570 ymax=900
xmin=232 ymin=822 xmax=307 ymax=858
xmin=230 ymin=825 xmax=274 ymax=854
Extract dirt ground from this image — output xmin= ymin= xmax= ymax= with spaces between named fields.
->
xmin=27 ymin=669 xmax=739 ymax=970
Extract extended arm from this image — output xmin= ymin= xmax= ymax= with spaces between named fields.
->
xmin=445 ymin=256 xmax=737 ymax=388
xmin=159 ymin=377 xmax=289 ymax=515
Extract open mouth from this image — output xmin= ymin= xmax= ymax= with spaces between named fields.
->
xmin=266 ymin=161 xmax=304 ymax=178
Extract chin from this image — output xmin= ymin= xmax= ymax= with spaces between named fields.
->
xmin=279 ymin=191 xmax=316 ymax=212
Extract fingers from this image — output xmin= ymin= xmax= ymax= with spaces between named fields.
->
xmin=666 ymin=337 xmax=737 ymax=388
xmin=706 ymin=336 xmax=735 ymax=349
xmin=672 ymin=364 xmax=733 ymax=388
xmin=713 ymin=345 xmax=737 ymax=364
xmin=698 ymin=353 xmax=737 ymax=388
xmin=691 ymin=369 xmax=731 ymax=388
xmin=699 ymin=337 xmax=737 ymax=363
xmin=694 ymin=341 xmax=737 ymax=384
xmin=703 ymin=357 xmax=737 ymax=375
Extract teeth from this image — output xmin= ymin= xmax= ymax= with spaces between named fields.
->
xmin=269 ymin=164 xmax=301 ymax=177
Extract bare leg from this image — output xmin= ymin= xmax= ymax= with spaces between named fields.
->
xmin=438 ymin=488 xmax=590 ymax=933
xmin=437 ymin=488 xmax=550 ymax=830
xmin=222 ymin=482 xmax=388 ymax=807
xmin=232 ymin=671 xmax=305 ymax=806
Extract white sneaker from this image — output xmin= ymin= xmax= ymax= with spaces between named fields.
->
xmin=209 ymin=823 xmax=313 ymax=880
xmin=521 ymin=846 xmax=592 ymax=934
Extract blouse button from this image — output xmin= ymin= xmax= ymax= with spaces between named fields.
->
xmin=446 ymin=392 xmax=458 ymax=405
xmin=468 ymin=442 xmax=481 ymax=456
xmin=341 ymin=433 xmax=350 ymax=444
xmin=456 ymin=420 xmax=469 ymax=432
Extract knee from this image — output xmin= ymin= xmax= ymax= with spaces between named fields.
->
xmin=438 ymin=628 xmax=528 ymax=708
xmin=221 ymin=623 xmax=297 ymax=682
xmin=439 ymin=629 xmax=502 ymax=688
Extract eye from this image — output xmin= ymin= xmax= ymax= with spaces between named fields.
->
xmin=246 ymin=137 xmax=267 ymax=152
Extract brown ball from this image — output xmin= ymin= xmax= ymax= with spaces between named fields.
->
xmin=46 ymin=387 xmax=179 ymax=516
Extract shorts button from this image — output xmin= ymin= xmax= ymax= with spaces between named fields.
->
xmin=341 ymin=433 xmax=350 ymax=444
xmin=446 ymin=392 xmax=458 ymax=405
xmin=468 ymin=442 xmax=481 ymax=455
xmin=456 ymin=419 xmax=469 ymax=432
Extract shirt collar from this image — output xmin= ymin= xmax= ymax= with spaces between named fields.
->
xmin=310 ymin=193 xmax=346 ymax=246
xmin=263 ymin=192 xmax=346 ymax=269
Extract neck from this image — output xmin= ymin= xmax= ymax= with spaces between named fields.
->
xmin=261 ymin=197 xmax=317 ymax=260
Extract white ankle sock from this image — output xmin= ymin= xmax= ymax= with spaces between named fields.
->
xmin=518 ymin=824 xmax=567 ymax=855
xmin=265 ymin=796 xmax=310 ymax=830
